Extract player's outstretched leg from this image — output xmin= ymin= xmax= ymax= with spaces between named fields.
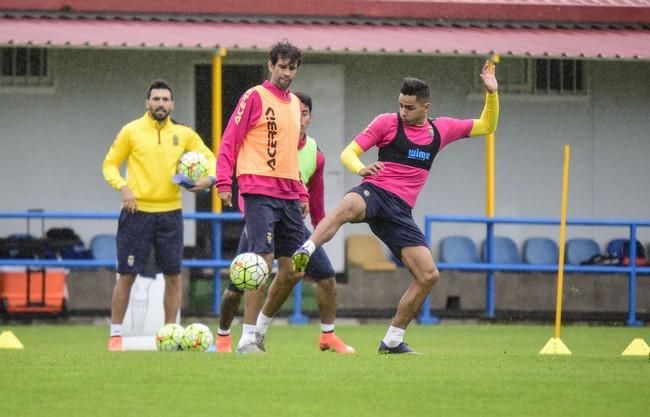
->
xmin=293 ymin=193 xmax=367 ymax=273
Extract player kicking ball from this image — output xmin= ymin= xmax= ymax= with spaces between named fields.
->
xmin=291 ymin=62 xmax=499 ymax=354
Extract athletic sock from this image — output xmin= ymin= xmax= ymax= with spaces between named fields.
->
xmin=110 ymin=324 xmax=123 ymax=337
xmin=302 ymin=240 xmax=316 ymax=256
xmin=237 ymin=324 xmax=257 ymax=347
xmin=382 ymin=326 xmax=405 ymax=348
xmin=217 ymin=327 xmax=231 ymax=337
xmin=255 ymin=312 xmax=273 ymax=335
xmin=320 ymin=323 xmax=335 ymax=333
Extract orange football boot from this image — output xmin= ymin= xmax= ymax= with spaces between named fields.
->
xmin=319 ymin=332 xmax=355 ymax=354
xmin=108 ymin=336 xmax=123 ymax=352
xmin=215 ymin=334 xmax=233 ymax=353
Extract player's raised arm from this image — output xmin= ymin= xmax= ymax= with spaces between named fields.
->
xmin=480 ymin=60 xmax=498 ymax=94
xmin=470 ymin=61 xmax=500 ymax=137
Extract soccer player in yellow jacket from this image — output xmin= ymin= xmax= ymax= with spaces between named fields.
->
xmin=102 ymin=79 xmax=216 ymax=351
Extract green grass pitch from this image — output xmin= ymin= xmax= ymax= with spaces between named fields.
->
xmin=1 ymin=323 xmax=648 ymax=417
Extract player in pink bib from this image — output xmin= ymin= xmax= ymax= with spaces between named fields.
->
xmin=292 ymin=61 xmax=499 ymax=354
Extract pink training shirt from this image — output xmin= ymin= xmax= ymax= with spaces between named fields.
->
xmin=355 ymin=113 xmax=473 ymax=207
xmin=216 ymin=80 xmax=307 ymax=201
xmin=236 ymin=134 xmax=326 ymax=225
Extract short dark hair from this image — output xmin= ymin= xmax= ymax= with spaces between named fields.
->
xmin=147 ymin=79 xmax=173 ymax=100
xmin=294 ymin=91 xmax=312 ymax=113
xmin=400 ymin=77 xmax=430 ymax=102
xmin=269 ymin=40 xmax=303 ymax=67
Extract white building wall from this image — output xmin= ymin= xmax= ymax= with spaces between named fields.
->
xmin=0 ymin=48 xmax=201 ymax=243
xmin=1 ymin=48 xmax=649 ymax=267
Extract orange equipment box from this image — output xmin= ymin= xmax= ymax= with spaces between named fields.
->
xmin=0 ymin=268 xmax=66 ymax=314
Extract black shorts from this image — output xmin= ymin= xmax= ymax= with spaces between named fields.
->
xmin=242 ymin=194 xmax=304 ymax=258
xmin=116 ymin=209 xmax=183 ymax=276
xmin=348 ymin=182 xmax=428 ymax=260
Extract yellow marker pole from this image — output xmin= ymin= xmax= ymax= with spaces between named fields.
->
xmin=211 ymin=47 xmax=227 ymax=213
xmin=540 ymin=145 xmax=572 ymax=355
xmin=485 ymin=53 xmax=499 ymax=217
xmin=484 ymin=54 xmax=499 ymax=317
xmin=210 ymin=47 xmax=228 ymax=315
xmin=554 ymin=144 xmax=570 ymax=338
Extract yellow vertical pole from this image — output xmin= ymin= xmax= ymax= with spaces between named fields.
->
xmin=484 ymin=54 xmax=500 ymax=318
xmin=211 ymin=47 xmax=227 ymax=213
xmin=554 ymin=144 xmax=571 ymax=338
xmin=485 ymin=53 xmax=499 ymax=217
xmin=539 ymin=145 xmax=572 ymax=355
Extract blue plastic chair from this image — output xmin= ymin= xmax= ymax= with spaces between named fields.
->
xmin=565 ymin=238 xmax=600 ymax=265
xmin=606 ymin=239 xmax=647 ymax=259
xmin=481 ymin=236 xmax=521 ymax=264
xmin=90 ymin=234 xmax=117 ymax=261
xmin=439 ymin=236 xmax=479 ymax=263
xmin=606 ymin=239 xmax=626 ymax=257
xmin=523 ymin=237 xmax=559 ymax=265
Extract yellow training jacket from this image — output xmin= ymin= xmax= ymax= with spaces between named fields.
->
xmin=102 ymin=112 xmax=216 ymax=212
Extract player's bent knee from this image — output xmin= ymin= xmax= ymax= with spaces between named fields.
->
xmin=419 ymin=268 xmax=439 ymax=287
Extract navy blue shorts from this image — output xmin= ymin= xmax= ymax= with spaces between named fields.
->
xmin=228 ymin=223 xmax=335 ymax=293
xmin=242 ymin=194 xmax=304 ymax=258
xmin=348 ymin=182 xmax=428 ymax=260
xmin=116 ymin=209 xmax=183 ymax=276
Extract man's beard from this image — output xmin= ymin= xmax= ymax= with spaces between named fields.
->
xmin=151 ymin=107 xmax=169 ymax=121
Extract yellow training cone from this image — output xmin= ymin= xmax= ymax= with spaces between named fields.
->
xmin=621 ymin=338 xmax=650 ymax=356
xmin=540 ymin=337 xmax=572 ymax=355
xmin=0 ymin=330 xmax=25 ymax=349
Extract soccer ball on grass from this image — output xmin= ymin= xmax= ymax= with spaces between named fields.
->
xmin=155 ymin=323 xmax=184 ymax=352
xmin=229 ymin=252 xmax=270 ymax=291
xmin=181 ymin=323 xmax=214 ymax=352
xmin=177 ymin=151 xmax=209 ymax=182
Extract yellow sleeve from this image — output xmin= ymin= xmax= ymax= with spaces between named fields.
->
xmin=186 ymin=130 xmax=217 ymax=177
xmin=340 ymin=141 xmax=366 ymax=175
xmin=469 ymin=92 xmax=499 ymax=137
xmin=102 ymin=126 xmax=130 ymax=190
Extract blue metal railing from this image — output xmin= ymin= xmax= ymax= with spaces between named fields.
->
xmin=419 ymin=215 xmax=650 ymax=326
xmin=4 ymin=211 xmax=648 ymax=325
xmin=0 ymin=210 xmax=243 ymax=314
